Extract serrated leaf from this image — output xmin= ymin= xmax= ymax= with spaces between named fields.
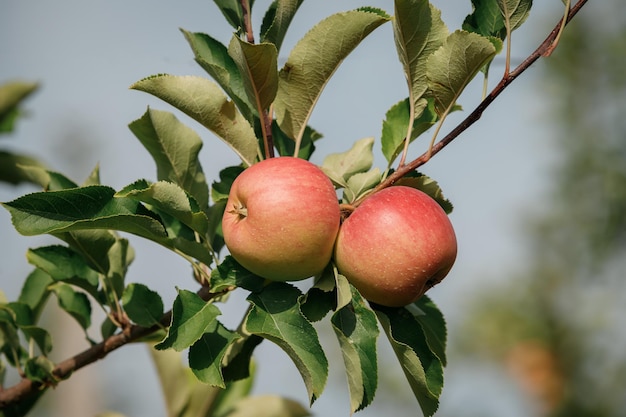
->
xmin=393 ymin=0 xmax=448 ymax=119
xmin=426 ymin=30 xmax=498 ymax=117
xmin=121 ymin=283 xmax=164 ymax=327
xmin=0 ymin=151 xmax=48 ymax=186
xmin=130 ymin=75 xmax=258 ymax=167
xmin=463 ymin=0 xmax=507 ymax=39
xmin=321 ymin=137 xmax=375 ymax=188
xmin=374 ymin=305 xmax=444 ymax=417
xmin=181 ymin=29 xmax=252 ymax=118
xmin=15 ymin=165 xmax=78 ymax=191
xmin=26 ymin=245 xmax=100 ymax=294
xmin=18 ymin=269 xmax=54 ymax=321
xmin=260 ymin=0 xmax=305 ymax=53
xmin=156 ymin=289 xmax=221 ymax=351
xmin=395 ymin=173 xmax=454 ymax=214
xmin=497 ymin=0 xmax=533 ymax=31
xmin=244 ymin=282 xmax=328 ymax=405
xmin=331 ymin=287 xmax=379 ymax=413
xmin=128 ymin=108 xmax=209 ymax=208
xmin=51 ymin=283 xmax=92 ymax=330
xmin=228 ymin=36 xmax=278 ymax=115
xmin=410 ymin=296 xmax=447 ymax=366
xmin=274 ymin=9 xmax=390 ymax=143
xmin=343 ymin=168 xmax=382 ymax=204
xmin=118 ymin=180 xmax=209 ymax=236
xmin=381 ymin=98 xmax=438 ymax=165
xmin=209 ymin=255 xmax=265 ymax=293
xmin=189 ymin=320 xmax=240 ymax=387
xmin=212 ymin=165 xmax=245 ymax=203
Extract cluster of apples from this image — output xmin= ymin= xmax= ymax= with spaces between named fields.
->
xmin=221 ymin=157 xmax=457 ymax=307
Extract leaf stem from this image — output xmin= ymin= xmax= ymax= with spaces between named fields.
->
xmin=353 ymin=0 xmax=590 ymax=207
xmin=240 ymin=0 xmax=254 ymax=43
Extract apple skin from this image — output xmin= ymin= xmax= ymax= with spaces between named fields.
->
xmin=334 ymin=186 xmax=457 ymax=307
xmin=222 ymin=157 xmax=340 ymax=281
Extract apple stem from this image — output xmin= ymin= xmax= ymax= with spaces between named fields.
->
xmin=228 ymin=203 xmax=248 ymax=220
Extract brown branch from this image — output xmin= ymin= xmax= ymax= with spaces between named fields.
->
xmin=0 ymin=286 xmax=222 ymax=409
xmin=357 ymin=0 xmax=589 ymax=205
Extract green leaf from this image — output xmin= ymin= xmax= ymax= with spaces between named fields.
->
xmin=497 ymin=0 xmax=533 ymax=31
xmin=426 ymin=30 xmax=499 ymax=117
xmin=463 ymin=0 xmax=507 ymax=39
xmin=121 ymin=283 xmax=164 ymax=327
xmin=128 ymin=108 xmax=209 ymax=208
xmin=321 ymin=137 xmax=375 ymax=188
xmin=212 ymin=165 xmax=245 ymax=203
xmin=380 ymin=98 xmax=438 ymax=165
xmin=213 ymin=0 xmax=245 ymax=31
xmin=20 ymin=325 xmax=53 ymax=355
xmin=343 ymin=168 xmax=382 ymax=204
xmin=26 ymin=245 xmax=100 ymax=295
xmin=0 ymin=151 xmax=48 ymax=186
xmin=221 ymin=334 xmax=263 ymax=382
xmin=18 ymin=269 xmax=54 ymax=321
xmin=117 ymin=180 xmax=209 ymax=236
xmin=331 ymin=287 xmax=379 ymax=413
xmin=188 ymin=320 xmax=240 ymax=388
xmin=209 ymin=255 xmax=265 ymax=294
xmin=156 ymin=289 xmax=221 ymax=351
xmin=51 ymin=283 xmax=92 ymax=331
xmin=274 ymin=8 xmax=390 ymax=144
xmin=395 ymin=172 xmax=454 ymax=214
xmin=180 ymin=29 xmax=252 ymax=119
xmin=411 ymin=296 xmax=447 ymax=366
xmin=374 ymin=305 xmax=444 ymax=417
xmin=393 ymin=0 xmax=448 ymax=119
xmin=243 ymin=282 xmax=328 ymax=405
xmin=23 ymin=356 xmax=56 ymax=384
xmin=0 ymin=80 xmax=39 ymax=133
xmin=260 ymin=0 xmax=305 ymax=53
xmin=272 ymin=123 xmax=321 ymax=159
xmin=130 ymin=75 xmax=258 ymax=167
xmin=14 ymin=166 xmax=79 ymax=191
xmin=228 ymin=36 xmax=279 ymax=115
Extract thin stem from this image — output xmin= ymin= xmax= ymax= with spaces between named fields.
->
xmin=240 ymin=0 xmax=254 ymax=43
xmin=354 ymin=0 xmax=589 ymax=207
xmin=398 ymin=98 xmax=416 ymax=167
xmin=542 ymin=0 xmax=571 ymax=57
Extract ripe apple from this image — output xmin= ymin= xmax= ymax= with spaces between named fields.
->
xmin=334 ymin=185 xmax=457 ymax=307
xmin=222 ymin=156 xmax=340 ymax=281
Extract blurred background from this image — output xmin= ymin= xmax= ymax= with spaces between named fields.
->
xmin=1 ymin=0 xmax=625 ymax=416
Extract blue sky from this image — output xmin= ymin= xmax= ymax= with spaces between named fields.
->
xmin=1 ymin=1 xmax=570 ymax=416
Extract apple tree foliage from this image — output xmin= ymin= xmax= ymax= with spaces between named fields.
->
xmin=0 ymin=0 xmax=587 ymax=415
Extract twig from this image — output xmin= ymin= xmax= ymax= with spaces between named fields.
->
xmin=0 ymin=286 xmax=223 ymax=409
xmin=356 ymin=0 xmax=589 ymax=205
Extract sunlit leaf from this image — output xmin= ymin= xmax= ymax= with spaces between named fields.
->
xmin=228 ymin=36 xmax=278 ymax=114
xmin=156 ymin=289 xmax=221 ymax=351
xmin=321 ymin=137 xmax=375 ymax=188
xmin=426 ymin=30 xmax=499 ymax=116
xmin=0 ymin=80 xmax=39 ymax=133
xmin=343 ymin=168 xmax=382 ymax=204
xmin=380 ymin=98 xmax=438 ymax=165
xmin=222 ymin=395 xmax=310 ymax=417
xmin=128 ymin=108 xmax=209 ymax=208
xmin=0 ymin=151 xmax=48 ymax=186
xmin=393 ymin=0 xmax=448 ymax=118
xmin=130 ymin=75 xmax=258 ymax=167
xmin=15 ymin=166 xmax=78 ymax=191
xmin=331 ymin=287 xmax=379 ymax=413
xmin=395 ymin=172 xmax=454 ymax=214
xmin=260 ymin=0 xmax=305 ymax=53
xmin=463 ymin=0 xmax=507 ymax=39
xmin=497 ymin=0 xmax=533 ymax=31
xmin=244 ymin=282 xmax=328 ymax=405
xmin=181 ymin=29 xmax=252 ymax=118
xmin=274 ymin=8 xmax=390 ymax=143
xmin=411 ymin=296 xmax=447 ymax=366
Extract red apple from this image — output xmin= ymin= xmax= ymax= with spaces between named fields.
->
xmin=334 ymin=185 xmax=457 ymax=307
xmin=222 ymin=156 xmax=340 ymax=281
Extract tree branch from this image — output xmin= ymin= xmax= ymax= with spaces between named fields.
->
xmin=357 ymin=0 xmax=589 ymax=204
xmin=0 ymin=286 xmax=222 ymax=409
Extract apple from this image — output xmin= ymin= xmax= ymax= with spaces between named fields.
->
xmin=334 ymin=185 xmax=457 ymax=307
xmin=222 ymin=156 xmax=340 ymax=281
